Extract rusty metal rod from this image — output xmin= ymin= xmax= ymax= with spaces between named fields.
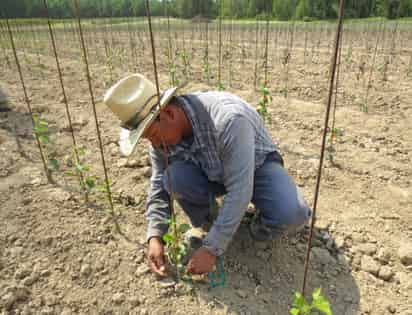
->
xmin=5 ymin=16 xmax=52 ymax=183
xmin=72 ymin=0 xmax=116 ymax=221
xmin=218 ymin=0 xmax=223 ymax=88
xmin=301 ymin=0 xmax=346 ymax=296
xmin=42 ymin=0 xmax=87 ymax=201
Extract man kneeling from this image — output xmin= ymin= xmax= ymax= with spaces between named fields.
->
xmin=103 ymin=74 xmax=311 ymax=275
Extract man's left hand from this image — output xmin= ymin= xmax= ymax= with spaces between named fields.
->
xmin=187 ymin=247 xmax=216 ymax=274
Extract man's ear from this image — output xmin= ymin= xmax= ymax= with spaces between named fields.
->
xmin=161 ymin=105 xmax=176 ymax=120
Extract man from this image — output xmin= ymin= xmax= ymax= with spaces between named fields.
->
xmin=104 ymin=74 xmax=311 ymax=276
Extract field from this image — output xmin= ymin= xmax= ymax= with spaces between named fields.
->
xmin=1 ymin=16 xmax=412 ymax=315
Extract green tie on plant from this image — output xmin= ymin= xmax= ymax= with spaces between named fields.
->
xmin=33 ymin=116 xmax=60 ymax=172
xmin=290 ymin=288 xmax=333 ymax=315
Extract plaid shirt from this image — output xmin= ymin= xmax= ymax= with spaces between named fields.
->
xmin=146 ymin=91 xmax=278 ymax=256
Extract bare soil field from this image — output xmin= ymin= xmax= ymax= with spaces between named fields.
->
xmin=0 ymin=21 xmax=412 ymax=315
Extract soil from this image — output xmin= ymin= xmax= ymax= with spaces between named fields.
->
xmin=0 ymin=22 xmax=412 ymax=315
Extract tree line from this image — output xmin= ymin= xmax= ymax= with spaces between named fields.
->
xmin=2 ymin=0 xmax=412 ymax=20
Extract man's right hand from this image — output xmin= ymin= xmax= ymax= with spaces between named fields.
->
xmin=147 ymin=237 xmax=167 ymax=276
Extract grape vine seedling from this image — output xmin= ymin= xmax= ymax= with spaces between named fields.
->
xmin=290 ymin=288 xmax=333 ymax=315
xmin=162 ymin=214 xmax=191 ymax=280
xmin=33 ymin=115 xmax=60 ymax=173
xmin=257 ymin=81 xmax=272 ymax=125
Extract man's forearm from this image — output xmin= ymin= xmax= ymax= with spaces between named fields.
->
xmin=146 ymin=189 xmax=171 ymax=242
xmin=146 ymin=146 xmax=170 ymax=242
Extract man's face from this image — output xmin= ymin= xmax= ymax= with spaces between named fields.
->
xmin=142 ymin=107 xmax=182 ymax=149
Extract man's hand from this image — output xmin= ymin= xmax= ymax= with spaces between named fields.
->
xmin=187 ymin=247 xmax=216 ymax=275
xmin=147 ymin=237 xmax=167 ymax=276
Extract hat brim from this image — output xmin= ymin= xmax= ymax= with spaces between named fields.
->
xmin=119 ymin=86 xmax=179 ymax=156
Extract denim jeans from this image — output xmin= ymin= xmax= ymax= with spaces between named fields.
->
xmin=163 ymin=155 xmax=311 ymax=232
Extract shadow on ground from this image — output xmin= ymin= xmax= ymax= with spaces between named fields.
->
xmin=195 ymin=225 xmax=360 ymax=315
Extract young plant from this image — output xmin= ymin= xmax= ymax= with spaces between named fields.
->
xmin=257 ymin=81 xmax=272 ymax=125
xmin=180 ymin=50 xmax=190 ymax=81
xmin=33 ymin=116 xmax=60 ymax=173
xmin=103 ymin=39 xmax=114 ymax=84
xmin=162 ymin=214 xmax=190 ymax=280
xmin=290 ymin=288 xmax=333 ymax=315
xmin=169 ymin=60 xmax=179 ymax=87
xmin=66 ymin=146 xmax=97 ymax=201
xmin=218 ymin=83 xmax=226 ymax=91
xmin=202 ymin=50 xmax=210 ymax=83
xmin=326 ymin=127 xmax=344 ymax=163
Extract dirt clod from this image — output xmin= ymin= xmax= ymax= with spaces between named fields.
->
xmin=398 ymin=243 xmax=412 ymax=266
xmin=361 ymin=255 xmax=380 ymax=276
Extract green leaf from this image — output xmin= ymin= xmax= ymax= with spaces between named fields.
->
xmin=312 ymin=288 xmax=321 ymax=300
xmin=163 ymin=234 xmax=173 ymax=243
xmin=76 ymin=163 xmax=90 ymax=173
xmin=96 ymin=184 xmax=107 ymax=192
xmin=178 ymin=223 xmax=191 ymax=234
xmin=312 ymin=292 xmax=333 ymax=315
xmin=34 ymin=125 xmax=48 ymax=135
xmin=290 ymin=308 xmax=300 ymax=315
xmin=178 ymin=243 xmax=187 ymax=254
xmin=76 ymin=146 xmax=86 ymax=156
xmin=85 ymin=176 xmax=96 ymax=191
xmin=292 ymin=292 xmax=306 ymax=309
xmin=38 ymin=135 xmax=50 ymax=144
xmin=66 ymin=170 xmax=75 ymax=176
xmin=48 ymin=158 xmax=60 ymax=171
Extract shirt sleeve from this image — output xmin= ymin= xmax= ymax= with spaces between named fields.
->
xmin=145 ymin=146 xmax=171 ymax=242
xmin=202 ymin=116 xmax=255 ymax=256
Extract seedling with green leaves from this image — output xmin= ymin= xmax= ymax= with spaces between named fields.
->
xmin=257 ymin=81 xmax=272 ymax=125
xmin=290 ymin=288 xmax=333 ymax=315
xmin=33 ymin=116 xmax=60 ymax=174
xmin=218 ymin=83 xmax=226 ymax=91
xmin=180 ymin=50 xmax=190 ymax=81
xmin=162 ymin=213 xmax=191 ymax=280
xmin=66 ymin=146 xmax=98 ymax=202
xmin=168 ymin=60 xmax=179 ymax=87
xmin=326 ymin=127 xmax=344 ymax=163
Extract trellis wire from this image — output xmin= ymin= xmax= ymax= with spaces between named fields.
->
xmin=363 ymin=18 xmax=385 ymax=112
xmin=218 ymin=0 xmax=223 ymax=88
xmin=0 ymin=20 xmax=11 ymax=68
xmin=253 ymin=14 xmax=259 ymax=90
xmin=144 ymin=0 xmax=161 ymax=104
xmin=42 ymin=0 xmax=87 ymax=202
xmin=145 ymin=0 xmax=181 ymax=278
xmin=263 ymin=1 xmax=270 ymax=84
xmin=72 ymin=0 xmax=117 ymax=230
xmin=302 ymin=0 xmax=346 ymax=296
xmin=330 ymin=23 xmax=344 ymax=150
xmin=4 ymin=15 xmax=52 ymax=183
xmin=204 ymin=18 xmax=210 ymax=84
xmin=164 ymin=0 xmax=174 ymax=86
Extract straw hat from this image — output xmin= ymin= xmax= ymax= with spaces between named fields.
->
xmin=103 ymin=74 xmax=179 ymax=156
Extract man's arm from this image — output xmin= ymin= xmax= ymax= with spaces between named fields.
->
xmin=202 ymin=116 xmax=255 ymax=256
xmin=146 ymin=146 xmax=171 ymax=242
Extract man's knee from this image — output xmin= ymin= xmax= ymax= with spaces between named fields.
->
xmin=162 ymin=161 xmax=209 ymax=203
xmin=259 ymin=187 xmax=311 ymax=227
xmin=283 ymin=188 xmax=311 ymax=226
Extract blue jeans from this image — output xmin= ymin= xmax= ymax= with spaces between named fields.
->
xmin=163 ymin=156 xmax=311 ymax=231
